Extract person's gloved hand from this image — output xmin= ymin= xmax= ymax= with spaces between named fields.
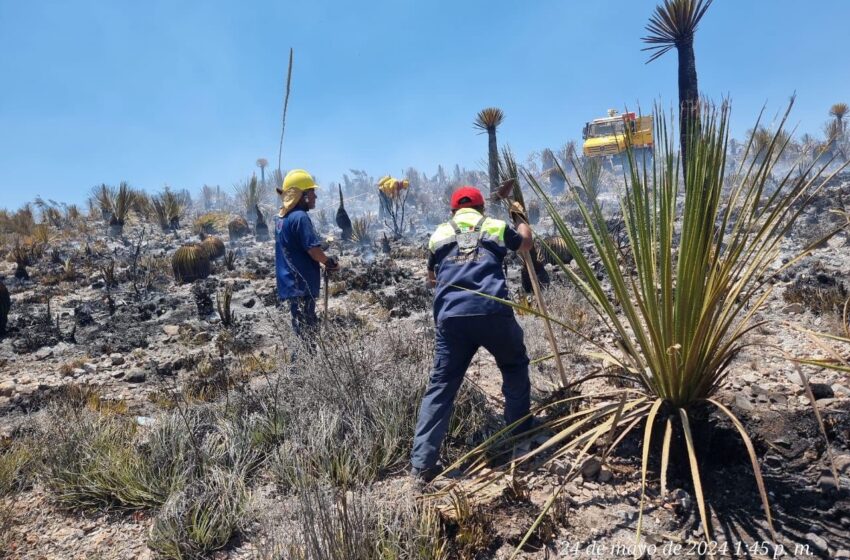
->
xmin=325 ymin=256 xmax=340 ymax=271
xmin=509 ymin=201 xmax=528 ymax=224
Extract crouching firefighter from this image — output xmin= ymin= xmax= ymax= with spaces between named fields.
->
xmin=410 ymin=186 xmax=534 ymax=484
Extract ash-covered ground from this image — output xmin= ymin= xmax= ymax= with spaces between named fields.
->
xmin=1 ymin=172 xmax=849 ymax=559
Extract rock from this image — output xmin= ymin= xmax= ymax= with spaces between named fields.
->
xmin=832 ymin=384 xmax=850 ymax=398
xmin=810 ymin=383 xmax=834 ymax=400
xmin=735 ymin=394 xmax=754 ymax=411
xmin=598 ymin=467 xmax=613 ymax=483
xmin=581 ymin=457 xmax=601 ymax=480
xmin=71 ymin=368 xmax=86 ymax=377
xmin=817 ymin=470 xmax=839 ymax=492
xmin=35 ymin=347 xmax=53 ymax=360
xmin=842 ymin=517 xmax=850 ymax=529
xmin=124 ymin=369 xmax=146 ymax=383
xmin=0 ymin=380 xmax=15 ymax=397
xmin=82 ymin=362 xmax=98 ymax=373
xmin=834 ymin=550 xmax=850 ymax=559
xmin=193 ymin=331 xmax=212 ymax=344
xmin=834 ymin=454 xmax=850 ymax=474
xmin=243 ymin=298 xmax=256 ymax=308
xmin=110 ymin=353 xmax=125 ymax=366
xmin=806 ymin=533 xmax=829 ymax=555
xmin=782 ymin=303 xmax=804 ymax=314
xmin=784 ymin=370 xmax=806 ymax=387
xmin=162 ymin=325 xmax=180 ymax=336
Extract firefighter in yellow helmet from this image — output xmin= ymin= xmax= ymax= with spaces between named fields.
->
xmin=274 ymin=169 xmax=339 ymax=344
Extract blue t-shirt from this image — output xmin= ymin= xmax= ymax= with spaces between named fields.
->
xmin=426 ymin=209 xmax=523 ymax=324
xmin=274 ymin=209 xmax=322 ymax=299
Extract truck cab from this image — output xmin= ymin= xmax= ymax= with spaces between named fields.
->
xmin=582 ymin=110 xmax=654 ymax=165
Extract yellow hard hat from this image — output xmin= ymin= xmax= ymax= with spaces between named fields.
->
xmin=283 ymin=169 xmax=319 ymax=192
xmin=377 ymin=175 xmax=392 ymax=187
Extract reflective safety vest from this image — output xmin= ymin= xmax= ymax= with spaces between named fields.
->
xmin=428 ymin=208 xmax=512 ymax=323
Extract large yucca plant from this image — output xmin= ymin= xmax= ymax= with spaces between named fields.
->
xmin=474 ymin=107 xmax=505 ymax=196
xmin=447 ymin=100 xmax=847 ymax=552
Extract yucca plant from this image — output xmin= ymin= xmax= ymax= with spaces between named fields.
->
xmin=216 ymin=284 xmax=235 ymax=326
xmin=158 ymin=187 xmax=190 ymax=230
xmin=449 ymin=101 xmax=848 ymax=552
xmin=201 ymin=236 xmax=226 ymax=261
xmin=106 ymin=182 xmax=138 ymax=237
xmin=0 ymin=280 xmax=10 ymax=336
xmin=224 ymin=250 xmax=236 ymax=271
xmin=474 ymin=107 xmax=505 ymax=196
xmin=227 ymin=216 xmax=250 ymax=240
xmin=12 ymin=241 xmax=30 ymax=280
xmin=172 ymin=244 xmax=211 ymax=284
xmin=576 ymin=156 xmax=603 ymax=206
xmin=351 ymin=213 xmax=375 ymax=245
xmin=90 ymin=184 xmax=114 ymax=221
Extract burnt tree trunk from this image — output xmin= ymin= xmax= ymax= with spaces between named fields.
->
xmin=487 ymin=127 xmax=499 ymax=196
xmin=677 ymin=39 xmax=699 ymax=180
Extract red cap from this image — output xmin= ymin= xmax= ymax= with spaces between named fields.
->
xmin=450 ymin=186 xmax=485 ymax=210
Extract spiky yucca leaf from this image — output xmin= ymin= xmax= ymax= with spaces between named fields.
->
xmin=473 ymin=107 xmax=504 ymax=133
xmin=642 ymin=0 xmax=714 ymax=62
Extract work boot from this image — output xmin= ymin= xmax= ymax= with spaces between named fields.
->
xmin=409 ymin=464 xmax=443 ymax=493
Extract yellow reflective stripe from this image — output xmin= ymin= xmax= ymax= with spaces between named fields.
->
xmin=428 ymin=223 xmax=455 ymax=252
xmin=429 ymin=210 xmax=507 ymax=251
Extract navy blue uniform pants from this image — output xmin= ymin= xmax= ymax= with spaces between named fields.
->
xmin=287 ymin=296 xmax=318 ymax=343
xmin=411 ymin=314 xmax=531 ymax=471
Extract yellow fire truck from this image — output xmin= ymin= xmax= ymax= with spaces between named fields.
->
xmin=582 ymin=110 xmax=653 ymax=166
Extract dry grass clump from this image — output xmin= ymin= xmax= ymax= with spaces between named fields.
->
xmin=147 ymin=467 xmax=249 ymax=559
xmin=784 ymin=266 xmax=849 ymax=318
xmin=272 ymin=479 xmax=447 ymax=560
xmin=193 ymin=212 xmax=229 ymax=236
xmin=267 ymin=322 xmax=492 ymax=489
xmin=37 ymin=404 xmax=188 ymax=510
xmin=0 ymin=440 xmax=35 ymax=496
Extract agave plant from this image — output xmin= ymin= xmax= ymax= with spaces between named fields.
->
xmin=172 ymin=244 xmax=211 ymax=284
xmin=0 ymin=279 xmax=10 ymax=336
xmin=450 ymin=101 xmax=848 ymax=551
xmin=474 ymin=107 xmax=505 ymax=196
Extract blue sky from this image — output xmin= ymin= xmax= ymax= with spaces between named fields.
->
xmin=1 ymin=0 xmax=847 ymax=210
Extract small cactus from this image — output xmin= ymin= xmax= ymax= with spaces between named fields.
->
xmin=172 ymin=244 xmax=211 ymax=284
xmin=200 ymin=236 xmax=226 ymax=260
xmin=0 ymin=280 xmax=10 ymax=336
xmin=228 ymin=217 xmax=250 ymax=240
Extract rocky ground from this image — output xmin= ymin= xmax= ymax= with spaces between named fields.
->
xmin=1 ymin=175 xmax=849 ymax=559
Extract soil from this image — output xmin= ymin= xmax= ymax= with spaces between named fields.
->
xmin=1 ymin=174 xmax=850 ymax=558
